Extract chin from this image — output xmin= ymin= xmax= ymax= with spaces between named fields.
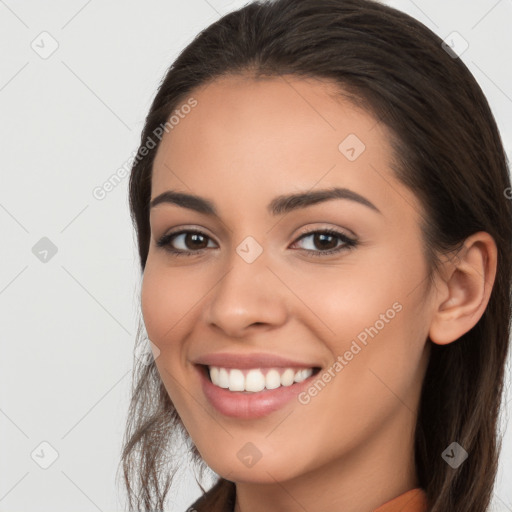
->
xmin=202 ymin=450 xmax=309 ymax=485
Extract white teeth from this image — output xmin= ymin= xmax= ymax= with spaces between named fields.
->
xmin=208 ymin=366 xmax=314 ymax=392
xmin=294 ymin=369 xmax=313 ymax=383
xmin=228 ymin=369 xmax=245 ymax=391
xmin=265 ymin=369 xmax=281 ymax=390
xmin=281 ymin=368 xmax=295 ymax=386
xmin=209 ymin=366 xmax=219 ymax=384
xmin=218 ymin=368 xmax=230 ymax=388
xmin=246 ymin=369 xmax=266 ymax=392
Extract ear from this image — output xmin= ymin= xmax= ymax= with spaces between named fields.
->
xmin=428 ymin=231 xmax=497 ymax=345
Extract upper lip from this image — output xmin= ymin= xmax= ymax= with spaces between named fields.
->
xmin=193 ymin=352 xmax=321 ymax=369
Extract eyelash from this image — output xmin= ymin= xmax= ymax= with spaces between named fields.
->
xmin=156 ymin=228 xmax=358 ymax=258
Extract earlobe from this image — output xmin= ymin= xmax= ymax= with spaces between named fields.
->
xmin=428 ymin=231 xmax=497 ymax=346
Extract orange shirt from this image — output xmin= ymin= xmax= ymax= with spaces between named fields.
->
xmin=189 ymin=482 xmax=428 ymax=511
xmin=374 ymin=488 xmax=428 ymax=511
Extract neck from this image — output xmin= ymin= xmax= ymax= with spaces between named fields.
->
xmin=233 ymin=406 xmax=420 ymax=512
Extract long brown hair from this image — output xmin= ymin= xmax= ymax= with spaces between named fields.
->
xmin=120 ymin=1 xmax=512 ymax=510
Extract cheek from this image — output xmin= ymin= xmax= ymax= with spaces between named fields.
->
xmin=140 ymin=259 xmax=217 ymax=352
xmin=323 ymin=259 xmax=429 ymax=404
xmin=140 ymin=265 xmax=196 ymax=405
xmin=303 ymin=264 xmax=402 ymax=339
xmin=141 ymin=263 xmax=191 ymax=346
xmin=308 ymin=243 xmax=429 ymax=365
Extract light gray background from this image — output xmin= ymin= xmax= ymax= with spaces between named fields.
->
xmin=1 ymin=1 xmax=511 ymax=511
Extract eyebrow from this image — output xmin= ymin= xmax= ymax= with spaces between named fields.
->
xmin=149 ymin=187 xmax=382 ymax=216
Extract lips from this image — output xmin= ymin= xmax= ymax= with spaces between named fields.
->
xmin=191 ymin=352 xmax=323 ymax=418
xmin=192 ymin=351 xmax=321 ymax=369
xmin=195 ymin=363 xmax=322 ymax=418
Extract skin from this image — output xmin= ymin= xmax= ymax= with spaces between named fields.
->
xmin=141 ymin=75 xmax=497 ymax=512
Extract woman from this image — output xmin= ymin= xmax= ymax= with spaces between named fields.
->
xmin=119 ymin=0 xmax=512 ymax=510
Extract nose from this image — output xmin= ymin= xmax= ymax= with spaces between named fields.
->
xmin=203 ymin=246 xmax=289 ymax=338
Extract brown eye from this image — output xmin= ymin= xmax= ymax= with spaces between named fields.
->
xmin=182 ymin=232 xmax=209 ymax=250
xmin=156 ymin=229 xmax=216 ymax=256
xmin=292 ymin=229 xmax=358 ymax=257
xmin=311 ymin=232 xmax=338 ymax=251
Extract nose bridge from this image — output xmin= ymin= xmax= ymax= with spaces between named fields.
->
xmin=204 ymin=235 xmax=288 ymax=335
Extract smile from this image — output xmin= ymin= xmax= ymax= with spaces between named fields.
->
xmin=196 ymin=364 xmax=322 ymax=419
xmin=208 ymin=366 xmax=316 ymax=392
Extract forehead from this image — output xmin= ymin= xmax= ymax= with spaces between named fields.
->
xmin=150 ymin=75 xmax=420 ymax=221
xmin=154 ymin=74 xmax=383 ymax=164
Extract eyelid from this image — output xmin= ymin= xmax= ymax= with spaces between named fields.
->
xmin=158 ymin=224 xmax=217 ymax=241
xmin=293 ymin=224 xmax=357 ymax=241
xmin=156 ymin=224 xmax=358 ymax=259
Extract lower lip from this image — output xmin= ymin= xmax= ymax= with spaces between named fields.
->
xmin=196 ymin=365 xmax=320 ymax=419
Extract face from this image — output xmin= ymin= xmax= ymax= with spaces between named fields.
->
xmin=141 ymin=75 xmax=433 ymax=485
